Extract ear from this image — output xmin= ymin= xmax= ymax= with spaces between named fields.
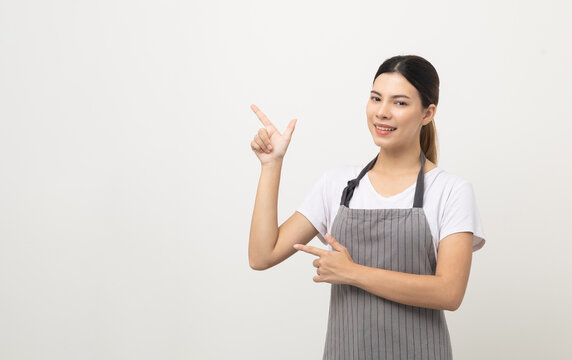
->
xmin=422 ymin=104 xmax=436 ymax=127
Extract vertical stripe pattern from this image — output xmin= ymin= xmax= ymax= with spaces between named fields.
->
xmin=322 ymin=206 xmax=452 ymax=360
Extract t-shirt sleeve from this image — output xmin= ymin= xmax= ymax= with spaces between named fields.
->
xmin=296 ymin=171 xmax=330 ymax=246
xmin=439 ymin=180 xmax=486 ymax=252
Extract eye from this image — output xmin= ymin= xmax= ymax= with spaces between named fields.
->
xmin=370 ymin=96 xmax=380 ymax=101
xmin=396 ymin=101 xmax=407 ymax=106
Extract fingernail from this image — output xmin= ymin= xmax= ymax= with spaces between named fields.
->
xmin=267 ymin=144 xmax=272 ymax=150
xmin=293 ymin=244 xmax=299 ymax=249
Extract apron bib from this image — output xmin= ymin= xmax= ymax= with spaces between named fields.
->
xmin=322 ymin=151 xmax=453 ymax=360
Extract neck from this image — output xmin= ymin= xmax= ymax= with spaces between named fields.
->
xmin=372 ymin=145 xmax=424 ymax=176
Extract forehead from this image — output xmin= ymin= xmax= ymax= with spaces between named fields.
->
xmin=372 ymin=72 xmax=416 ymax=98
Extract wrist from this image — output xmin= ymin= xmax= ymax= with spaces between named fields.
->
xmin=261 ymin=159 xmax=283 ymax=170
xmin=346 ymin=263 xmax=364 ymax=287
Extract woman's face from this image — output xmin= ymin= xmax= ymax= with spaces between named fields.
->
xmin=366 ymin=72 xmax=435 ymax=150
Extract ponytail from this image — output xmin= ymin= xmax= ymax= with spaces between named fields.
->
xmin=420 ymin=121 xmax=439 ymax=165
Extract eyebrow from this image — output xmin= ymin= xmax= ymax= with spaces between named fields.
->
xmin=370 ymin=90 xmax=411 ymax=99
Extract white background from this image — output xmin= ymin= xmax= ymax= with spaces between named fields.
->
xmin=1 ymin=0 xmax=571 ymax=359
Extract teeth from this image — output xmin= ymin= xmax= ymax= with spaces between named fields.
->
xmin=375 ymin=125 xmax=396 ymax=131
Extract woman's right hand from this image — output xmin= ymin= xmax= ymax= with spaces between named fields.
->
xmin=250 ymin=104 xmax=297 ymax=166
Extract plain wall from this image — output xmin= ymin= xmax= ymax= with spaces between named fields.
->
xmin=1 ymin=0 xmax=571 ymax=359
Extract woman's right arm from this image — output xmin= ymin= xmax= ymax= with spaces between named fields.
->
xmin=248 ymin=104 xmax=317 ymax=270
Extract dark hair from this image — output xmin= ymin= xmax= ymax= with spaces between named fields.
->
xmin=373 ymin=55 xmax=440 ymax=164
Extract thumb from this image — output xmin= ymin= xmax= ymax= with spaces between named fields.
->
xmin=283 ymin=118 xmax=297 ymax=139
xmin=326 ymin=233 xmax=344 ymax=251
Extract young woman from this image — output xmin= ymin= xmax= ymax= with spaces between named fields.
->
xmin=248 ymin=55 xmax=486 ymax=360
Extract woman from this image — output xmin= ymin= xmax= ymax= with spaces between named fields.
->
xmin=248 ymin=55 xmax=486 ymax=360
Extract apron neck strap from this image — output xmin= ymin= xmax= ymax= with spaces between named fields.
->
xmin=340 ymin=151 xmax=426 ymax=208
xmin=412 ymin=151 xmax=426 ymax=208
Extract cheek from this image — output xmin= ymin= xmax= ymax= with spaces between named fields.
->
xmin=365 ymin=107 xmax=375 ymax=119
xmin=365 ymin=102 xmax=374 ymax=113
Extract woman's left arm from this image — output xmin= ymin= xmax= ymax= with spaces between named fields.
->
xmin=348 ymin=232 xmax=473 ymax=311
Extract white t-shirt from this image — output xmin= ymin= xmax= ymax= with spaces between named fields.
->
xmin=296 ymin=165 xmax=486 ymax=258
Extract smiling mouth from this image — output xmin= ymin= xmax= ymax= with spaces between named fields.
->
xmin=375 ymin=125 xmax=396 ymax=131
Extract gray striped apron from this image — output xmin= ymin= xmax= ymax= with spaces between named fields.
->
xmin=322 ymin=151 xmax=453 ymax=360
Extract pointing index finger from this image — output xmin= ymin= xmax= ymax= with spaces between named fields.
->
xmin=250 ymin=104 xmax=274 ymax=128
xmin=293 ymin=244 xmax=326 ymax=257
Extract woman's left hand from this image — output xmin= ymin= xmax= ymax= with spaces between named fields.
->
xmin=293 ymin=233 xmax=357 ymax=285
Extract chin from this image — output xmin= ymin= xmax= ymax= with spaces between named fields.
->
xmin=370 ymin=136 xmax=384 ymax=148
xmin=370 ymin=133 xmax=398 ymax=149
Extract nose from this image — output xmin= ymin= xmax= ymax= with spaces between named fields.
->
xmin=376 ymin=100 xmax=391 ymax=119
